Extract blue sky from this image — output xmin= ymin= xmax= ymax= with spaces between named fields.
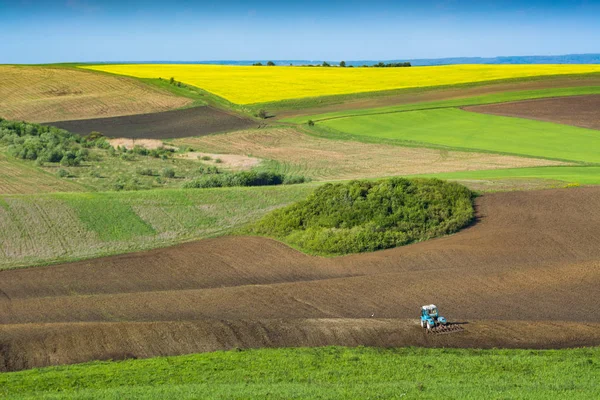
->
xmin=1 ymin=0 xmax=599 ymax=63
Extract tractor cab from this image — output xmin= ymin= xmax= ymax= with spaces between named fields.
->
xmin=420 ymin=304 xmax=447 ymax=329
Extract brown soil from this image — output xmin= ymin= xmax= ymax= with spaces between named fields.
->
xmin=0 ymin=65 xmax=191 ymax=123
xmin=464 ymin=94 xmax=600 ymax=130
xmin=276 ymin=76 xmax=600 ymax=120
xmin=48 ymin=107 xmax=258 ymax=139
xmin=1 ymin=187 xmax=599 ymax=371
xmin=108 ymin=138 xmax=171 ymax=150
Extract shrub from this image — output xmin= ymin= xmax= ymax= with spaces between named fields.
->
xmin=256 ymin=109 xmax=268 ymax=119
xmin=161 ymin=168 xmax=176 ymax=178
xmin=182 ymin=171 xmax=306 ymax=189
xmin=197 ymin=165 xmax=220 ymax=174
xmin=214 ymin=158 xmax=223 ymax=164
xmin=307 ymin=120 xmax=315 ymax=126
xmin=137 ymin=168 xmax=154 ymax=176
xmin=267 ymin=61 xmax=275 ymax=66
xmin=200 ymin=155 xmax=212 ymax=161
xmin=120 ymin=153 xmax=136 ymax=161
xmin=248 ymin=178 xmax=474 ymax=256
xmin=56 ymin=169 xmax=69 ymax=178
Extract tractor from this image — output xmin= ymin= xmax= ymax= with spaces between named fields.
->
xmin=420 ymin=304 xmax=447 ymax=330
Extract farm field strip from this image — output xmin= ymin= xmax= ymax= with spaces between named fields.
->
xmin=319 ymin=108 xmax=600 ymax=164
xmin=81 ymin=64 xmax=600 ymax=104
xmin=174 ymin=128 xmax=568 ymax=181
xmin=1 ymin=346 xmax=599 ymax=399
xmin=412 ymin=166 xmax=600 ymax=185
xmin=464 ymin=94 xmax=600 ymax=130
xmin=282 ymin=85 xmax=600 ymax=123
xmin=0 ymin=65 xmax=191 ymax=123
xmin=0 ymin=153 xmax=84 ymax=194
xmin=0 ymin=185 xmax=313 ymax=270
xmin=1 ymin=188 xmax=600 ymax=371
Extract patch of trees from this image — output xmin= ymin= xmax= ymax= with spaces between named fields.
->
xmin=183 ymin=171 xmax=308 ymax=189
xmin=0 ymin=119 xmax=109 ymax=166
xmin=371 ymin=62 xmax=412 ymax=68
xmin=248 ymin=178 xmax=473 ymax=255
xmin=158 ymin=77 xmax=188 ymax=88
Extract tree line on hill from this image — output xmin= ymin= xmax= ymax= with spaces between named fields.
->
xmin=252 ymin=61 xmax=411 ymax=67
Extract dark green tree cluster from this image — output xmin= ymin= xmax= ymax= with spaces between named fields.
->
xmin=183 ymin=171 xmax=307 ymax=189
xmin=0 ymin=119 xmax=109 ymax=166
xmin=249 ymin=178 xmax=473 ymax=255
xmin=371 ymin=62 xmax=412 ymax=68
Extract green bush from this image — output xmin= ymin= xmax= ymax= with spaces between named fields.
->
xmin=161 ymin=168 xmax=176 ymax=178
xmin=197 ymin=165 xmax=220 ymax=174
xmin=56 ymin=168 xmax=69 ymax=178
xmin=248 ymin=178 xmax=474 ymax=255
xmin=183 ymin=171 xmax=307 ymax=189
xmin=136 ymin=168 xmax=155 ymax=176
xmin=0 ymin=119 xmax=108 ymax=164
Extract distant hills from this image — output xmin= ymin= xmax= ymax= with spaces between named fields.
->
xmin=99 ymin=53 xmax=600 ymax=66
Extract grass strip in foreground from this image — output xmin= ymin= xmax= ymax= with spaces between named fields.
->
xmin=1 ymin=346 xmax=599 ymax=399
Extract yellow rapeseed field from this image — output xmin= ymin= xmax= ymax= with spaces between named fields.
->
xmin=82 ymin=64 xmax=600 ymax=105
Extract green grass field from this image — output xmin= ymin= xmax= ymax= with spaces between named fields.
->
xmin=0 ymin=184 xmax=313 ymax=270
xmin=2 ymin=346 xmax=599 ymax=399
xmin=318 ymin=108 xmax=600 ymax=164
xmin=415 ymin=166 xmax=600 ymax=185
xmin=283 ymin=85 xmax=600 ymax=123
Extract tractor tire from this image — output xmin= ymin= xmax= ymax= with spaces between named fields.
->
xmin=421 ymin=320 xmax=426 ymax=328
xmin=427 ymin=321 xmax=433 ymax=330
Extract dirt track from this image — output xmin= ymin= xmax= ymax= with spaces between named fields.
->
xmin=48 ymin=106 xmax=257 ymax=139
xmin=1 ymin=187 xmax=600 ymax=371
xmin=464 ymin=94 xmax=600 ymax=130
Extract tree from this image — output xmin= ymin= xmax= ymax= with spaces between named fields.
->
xmin=340 ymin=61 xmax=346 ymax=67
xmin=252 ymin=62 xmax=263 ymax=66
xmin=322 ymin=61 xmax=331 ymax=67
xmin=267 ymin=61 xmax=275 ymax=66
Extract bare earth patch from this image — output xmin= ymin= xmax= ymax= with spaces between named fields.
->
xmin=175 ymin=128 xmax=568 ymax=181
xmin=0 ymin=66 xmax=191 ymax=123
xmin=108 ymin=138 xmax=169 ymax=150
xmin=180 ymin=152 xmax=261 ymax=169
xmin=464 ymin=94 xmax=600 ymax=130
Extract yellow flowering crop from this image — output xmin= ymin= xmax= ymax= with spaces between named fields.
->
xmin=82 ymin=64 xmax=600 ymax=105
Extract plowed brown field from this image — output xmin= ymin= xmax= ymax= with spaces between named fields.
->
xmin=1 ymin=187 xmax=599 ymax=371
xmin=276 ymin=76 xmax=600 ymax=119
xmin=465 ymin=94 xmax=600 ymax=130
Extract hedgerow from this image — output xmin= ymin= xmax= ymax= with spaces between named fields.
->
xmin=182 ymin=171 xmax=308 ymax=189
xmin=248 ymin=178 xmax=474 ymax=255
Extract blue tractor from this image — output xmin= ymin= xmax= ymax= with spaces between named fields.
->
xmin=420 ymin=304 xmax=447 ymax=330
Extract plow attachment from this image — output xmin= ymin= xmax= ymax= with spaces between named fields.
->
xmin=427 ymin=324 xmax=465 ymax=335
